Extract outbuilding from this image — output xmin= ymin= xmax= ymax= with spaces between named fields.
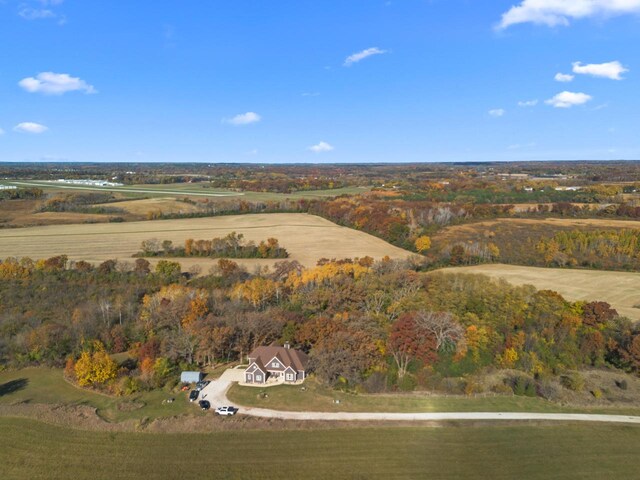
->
xmin=180 ymin=371 xmax=204 ymax=383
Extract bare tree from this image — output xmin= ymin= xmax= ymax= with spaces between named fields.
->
xmin=414 ymin=311 xmax=464 ymax=350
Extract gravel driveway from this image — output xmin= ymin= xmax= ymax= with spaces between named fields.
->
xmin=199 ymin=369 xmax=640 ymax=425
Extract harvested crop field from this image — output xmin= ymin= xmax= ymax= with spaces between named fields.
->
xmin=435 ymin=217 xmax=640 ymax=243
xmin=107 ymin=197 xmax=201 ymax=216
xmin=0 ymin=213 xmax=412 ymax=268
xmin=438 ymin=264 xmax=640 ymax=321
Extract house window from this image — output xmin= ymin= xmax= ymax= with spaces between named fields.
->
xmin=286 ymin=374 xmax=294 ymax=381
xmin=256 ymin=375 xmax=262 ymax=381
xmin=272 ymin=362 xmax=279 ymax=367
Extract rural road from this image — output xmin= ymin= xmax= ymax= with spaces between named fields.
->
xmin=199 ymin=369 xmax=640 ymax=425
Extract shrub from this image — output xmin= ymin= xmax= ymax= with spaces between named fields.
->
xmin=507 ymin=375 xmax=537 ymax=397
xmin=591 ymin=388 xmax=603 ymax=399
xmin=561 ymin=373 xmax=585 ymax=392
xmin=463 ymin=377 xmax=484 ymax=396
xmin=491 ymin=383 xmax=513 ymax=395
xmin=615 ymin=379 xmax=628 ymax=390
xmin=537 ymin=381 xmax=560 ymax=401
xmin=398 ymin=374 xmax=417 ymax=392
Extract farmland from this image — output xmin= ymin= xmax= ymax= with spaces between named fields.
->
xmin=0 ymin=213 xmax=412 ymax=268
xmin=438 ymin=264 xmax=640 ymax=321
xmin=2 ymin=417 xmax=640 ymax=480
xmin=2 ymin=180 xmax=369 ymax=202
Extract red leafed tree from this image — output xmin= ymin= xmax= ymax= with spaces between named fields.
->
xmin=388 ymin=312 xmax=438 ymax=378
xmin=582 ymin=301 xmax=618 ymax=328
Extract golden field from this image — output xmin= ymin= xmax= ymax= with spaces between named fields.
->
xmin=439 ymin=264 xmax=640 ymax=321
xmin=0 ymin=213 xmax=412 ymax=269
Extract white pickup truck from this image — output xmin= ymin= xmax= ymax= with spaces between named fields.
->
xmin=214 ymin=406 xmax=239 ymax=416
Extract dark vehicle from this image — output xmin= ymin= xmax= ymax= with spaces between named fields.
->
xmin=199 ymin=400 xmax=211 ymax=411
xmin=195 ymin=380 xmax=210 ymax=391
xmin=189 ymin=390 xmax=199 ymax=402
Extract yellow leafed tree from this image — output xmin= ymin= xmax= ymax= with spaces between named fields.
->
xmin=414 ymin=235 xmax=431 ymax=253
xmin=74 ymin=341 xmax=118 ymax=387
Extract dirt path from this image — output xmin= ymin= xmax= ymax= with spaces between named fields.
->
xmin=200 ymin=371 xmax=640 ymax=425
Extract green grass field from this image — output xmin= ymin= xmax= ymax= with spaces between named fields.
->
xmin=227 ymin=378 xmax=640 ymax=416
xmin=0 ymin=368 xmax=198 ymax=422
xmin=1 ymin=417 xmax=639 ymax=479
xmin=2 ymin=180 xmax=369 ymax=201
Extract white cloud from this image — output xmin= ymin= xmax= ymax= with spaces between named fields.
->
xmin=0 ymin=128 xmax=5 ymax=136
xmin=19 ymin=72 xmax=96 ymax=95
xmin=14 ymin=122 xmax=49 ymax=134
xmin=572 ymin=61 xmax=629 ymax=80
xmin=555 ymin=72 xmax=575 ymax=82
xmin=489 ymin=108 xmax=506 ymax=117
xmin=18 ymin=8 xmax=55 ymax=20
xmin=545 ymin=91 xmax=592 ymax=108
xmin=517 ymin=99 xmax=538 ymax=107
xmin=224 ymin=112 xmax=261 ymax=126
xmin=309 ymin=141 xmax=334 ymax=153
xmin=497 ymin=0 xmax=640 ymax=29
xmin=344 ymin=47 xmax=388 ymax=67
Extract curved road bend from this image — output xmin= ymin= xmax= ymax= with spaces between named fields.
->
xmin=199 ymin=369 xmax=640 ymax=425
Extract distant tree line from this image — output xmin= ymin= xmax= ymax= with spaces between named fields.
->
xmin=136 ymin=232 xmax=288 ymax=259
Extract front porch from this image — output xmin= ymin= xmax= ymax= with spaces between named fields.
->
xmin=241 ymin=371 xmax=305 ymax=387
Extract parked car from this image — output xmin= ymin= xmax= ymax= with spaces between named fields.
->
xmin=214 ymin=406 xmax=238 ymax=416
xmin=189 ymin=390 xmax=199 ymax=402
xmin=195 ymin=380 xmax=210 ymax=391
xmin=199 ymin=400 xmax=211 ymax=411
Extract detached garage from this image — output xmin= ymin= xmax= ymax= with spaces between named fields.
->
xmin=180 ymin=371 xmax=203 ymax=383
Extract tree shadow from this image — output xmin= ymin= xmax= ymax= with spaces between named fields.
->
xmin=0 ymin=378 xmax=29 ymax=397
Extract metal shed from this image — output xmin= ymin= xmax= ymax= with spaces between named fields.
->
xmin=180 ymin=371 xmax=203 ymax=383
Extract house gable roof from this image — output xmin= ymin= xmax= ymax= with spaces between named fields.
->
xmin=248 ymin=345 xmax=309 ymax=372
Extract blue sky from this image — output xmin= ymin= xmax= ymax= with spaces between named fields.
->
xmin=0 ymin=0 xmax=639 ymax=163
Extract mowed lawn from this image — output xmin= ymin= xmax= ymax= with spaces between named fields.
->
xmin=0 ymin=213 xmax=412 ymax=268
xmin=2 ymin=417 xmax=639 ymax=480
xmin=0 ymin=368 xmax=198 ymax=423
xmin=437 ymin=264 xmax=640 ymax=321
xmin=227 ymin=379 xmax=640 ymax=416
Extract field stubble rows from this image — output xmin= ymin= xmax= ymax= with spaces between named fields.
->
xmin=0 ymin=213 xmax=412 ymax=268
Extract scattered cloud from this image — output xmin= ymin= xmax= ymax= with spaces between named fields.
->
xmin=18 ymin=0 xmax=66 ymax=24
xmin=572 ymin=61 xmax=628 ymax=80
xmin=344 ymin=47 xmax=388 ymax=67
xmin=14 ymin=122 xmax=49 ymax=134
xmin=0 ymin=128 xmax=5 ymax=136
xmin=224 ymin=112 xmax=261 ymax=126
xmin=497 ymin=0 xmax=640 ymax=29
xmin=18 ymin=72 xmax=97 ymax=95
xmin=18 ymin=8 xmax=55 ymax=19
xmin=489 ymin=108 xmax=506 ymax=117
xmin=246 ymin=149 xmax=258 ymax=155
xmin=517 ymin=99 xmax=538 ymax=107
xmin=308 ymin=141 xmax=334 ymax=153
xmin=555 ymin=72 xmax=574 ymax=82
xmin=545 ymin=91 xmax=592 ymax=108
